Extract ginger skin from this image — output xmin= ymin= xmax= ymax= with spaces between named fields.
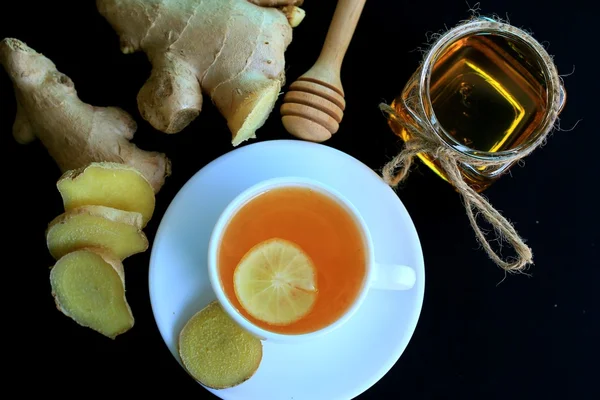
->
xmin=0 ymin=38 xmax=171 ymax=193
xmin=97 ymin=0 xmax=305 ymax=145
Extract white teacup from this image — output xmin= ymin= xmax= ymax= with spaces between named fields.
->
xmin=208 ymin=177 xmax=416 ymax=343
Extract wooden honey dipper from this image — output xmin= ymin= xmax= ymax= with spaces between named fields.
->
xmin=281 ymin=0 xmax=367 ymax=142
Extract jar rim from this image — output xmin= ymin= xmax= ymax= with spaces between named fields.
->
xmin=418 ymin=17 xmax=565 ymax=161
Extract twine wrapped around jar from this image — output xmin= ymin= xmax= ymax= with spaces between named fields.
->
xmin=380 ymin=16 xmax=566 ymax=272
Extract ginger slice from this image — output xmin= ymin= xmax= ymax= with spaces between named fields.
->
xmin=46 ymin=205 xmax=148 ymax=260
xmin=50 ymin=248 xmax=134 ymax=339
xmin=57 ymin=162 xmax=156 ymax=227
xmin=179 ymin=301 xmax=263 ymax=389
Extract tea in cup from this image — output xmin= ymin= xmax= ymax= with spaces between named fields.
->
xmin=208 ymin=177 xmax=416 ymax=342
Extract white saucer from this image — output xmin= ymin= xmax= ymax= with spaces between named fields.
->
xmin=149 ymin=140 xmax=425 ymax=400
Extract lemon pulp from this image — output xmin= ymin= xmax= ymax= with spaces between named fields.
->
xmin=233 ymin=238 xmax=318 ymax=326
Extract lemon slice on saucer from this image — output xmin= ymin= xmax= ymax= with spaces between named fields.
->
xmin=233 ymin=238 xmax=318 ymax=326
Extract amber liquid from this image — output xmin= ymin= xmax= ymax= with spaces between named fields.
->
xmin=218 ymin=186 xmax=367 ymax=335
xmin=392 ymin=33 xmax=548 ymax=191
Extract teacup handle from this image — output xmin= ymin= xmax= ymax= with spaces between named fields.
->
xmin=371 ymin=263 xmax=416 ymax=291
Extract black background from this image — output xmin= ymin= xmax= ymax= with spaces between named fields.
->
xmin=1 ymin=1 xmax=596 ymax=399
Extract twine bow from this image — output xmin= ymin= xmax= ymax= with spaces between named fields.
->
xmin=381 ymin=104 xmax=537 ymax=272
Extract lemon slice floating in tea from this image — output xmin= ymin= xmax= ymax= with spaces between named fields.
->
xmin=233 ymin=238 xmax=318 ymax=326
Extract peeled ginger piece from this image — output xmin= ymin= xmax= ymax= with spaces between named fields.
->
xmin=57 ymin=162 xmax=156 ymax=227
xmin=179 ymin=301 xmax=263 ymax=389
xmin=46 ymin=205 xmax=148 ymax=260
xmin=50 ymin=249 xmax=134 ymax=339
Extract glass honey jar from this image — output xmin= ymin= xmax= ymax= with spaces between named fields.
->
xmin=385 ymin=17 xmax=567 ymax=192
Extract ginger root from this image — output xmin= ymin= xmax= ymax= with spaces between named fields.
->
xmin=46 ymin=205 xmax=148 ymax=261
xmin=97 ymin=0 xmax=305 ymax=145
xmin=248 ymin=0 xmax=303 ymax=6
xmin=58 ymin=162 xmax=156 ymax=227
xmin=0 ymin=38 xmax=170 ymax=193
xmin=50 ymin=248 xmax=134 ymax=339
xmin=179 ymin=301 xmax=263 ymax=389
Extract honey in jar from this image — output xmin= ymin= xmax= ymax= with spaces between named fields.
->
xmin=388 ymin=18 xmax=566 ymax=192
